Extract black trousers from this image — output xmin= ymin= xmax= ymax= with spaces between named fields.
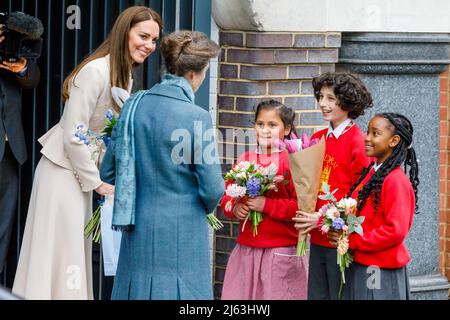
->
xmin=0 ymin=142 xmax=18 ymax=273
xmin=308 ymin=243 xmax=347 ymax=300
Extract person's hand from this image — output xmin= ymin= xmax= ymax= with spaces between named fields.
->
xmin=246 ymin=196 xmax=266 ymax=212
xmin=0 ymin=57 xmax=28 ymax=73
xmin=292 ymin=211 xmax=320 ymax=235
xmin=328 ymin=229 xmax=343 ymax=247
xmin=233 ymin=201 xmax=250 ymax=220
xmin=95 ymin=182 xmax=115 ymax=196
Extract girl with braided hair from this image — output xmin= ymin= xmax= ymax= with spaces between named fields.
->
xmin=330 ymin=112 xmax=419 ymax=300
xmin=220 ymin=100 xmax=308 ymax=300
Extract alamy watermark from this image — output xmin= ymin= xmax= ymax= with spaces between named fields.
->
xmin=66 ymin=265 xmax=81 ymax=291
xmin=169 ymin=121 xmax=279 ymax=166
xmin=66 ymin=5 xmax=81 ymax=30
xmin=366 ymin=265 xmax=381 ymax=290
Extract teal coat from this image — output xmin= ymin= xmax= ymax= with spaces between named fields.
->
xmin=100 ymin=79 xmax=224 ymax=300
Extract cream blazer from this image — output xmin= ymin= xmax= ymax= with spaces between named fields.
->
xmin=38 ymin=55 xmax=133 ymax=192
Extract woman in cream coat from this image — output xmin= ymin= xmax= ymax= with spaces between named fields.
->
xmin=12 ymin=6 xmax=162 ymax=300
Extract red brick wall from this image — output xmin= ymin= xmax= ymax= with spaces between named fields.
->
xmin=439 ymin=69 xmax=450 ymax=289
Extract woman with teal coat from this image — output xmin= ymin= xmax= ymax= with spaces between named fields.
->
xmin=100 ymin=30 xmax=223 ymax=300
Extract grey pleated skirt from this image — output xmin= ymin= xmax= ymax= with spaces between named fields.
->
xmin=343 ymin=262 xmax=411 ymax=300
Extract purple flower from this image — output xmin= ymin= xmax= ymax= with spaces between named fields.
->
xmin=332 ymin=217 xmax=345 ymax=230
xmin=247 ymin=177 xmax=261 ymax=198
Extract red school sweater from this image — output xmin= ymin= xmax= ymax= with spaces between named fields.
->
xmin=349 ymin=166 xmax=415 ymax=269
xmin=310 ymin=123 xmax=372 ymax=248
xmin=221 ymin=150 xmax=299 ymax=248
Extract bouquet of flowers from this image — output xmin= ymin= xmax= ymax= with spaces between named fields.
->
xmin=224 ymin=161 xmax=286 ymax=236
xmin=275 ymin=133 xmax=326 ymax=256
xmin=84 ymin=198 xmax=104 ymax=243
xmin=80 ymin=109 xmax=117 ymax=243
xmin=71 ymin=123 xmax=106 ymax=162
xmin=318 ymin=181 xmax=365 ymax=299
xmin=101 ymin=109 xmax=117 ymax=147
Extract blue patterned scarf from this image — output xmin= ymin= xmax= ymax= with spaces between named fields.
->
xmin=112 ymin=74 xmax=194 ymax=231
xmin=161 ymin=73 xmax=195 ymax=103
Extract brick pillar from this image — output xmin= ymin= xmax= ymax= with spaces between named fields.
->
xmin=439 ymin=69 xmax=450 ymax=297
xmin=213 ymin=31 xmax=341 ymax=299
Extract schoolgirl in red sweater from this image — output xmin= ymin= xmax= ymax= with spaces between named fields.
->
xmin=330 ymin=112 xmax=419 ymax=300
xmin=220 ymin=100 xmax=308 ymax=300
xmin=292 ymin=72 xmax=373 ymax=300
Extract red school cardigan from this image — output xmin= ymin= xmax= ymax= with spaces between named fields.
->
xmin=309 ymin=124 xmax=371 ymax=248
xmin=221 ymin=150 xmax=299 ymax=248
xmin=348 ymin=166 xmax=415 ymax=269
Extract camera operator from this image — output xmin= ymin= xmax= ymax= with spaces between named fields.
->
xmin=0 ymin=24 xmax=40 ymax=275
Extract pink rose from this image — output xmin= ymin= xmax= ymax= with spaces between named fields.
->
xmin=320 ymin=225 xmax=330 ymax=234
xmin=342 ymin=225 xmax=349 ymax=234
xmin=225 ymin=200 xmax=233 ymax=213
xmin=273 ymin=175 xmax=284 ymax=183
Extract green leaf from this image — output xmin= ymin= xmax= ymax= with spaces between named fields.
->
xmin=322 ymin=181 xmax=330 ymax=194
xmin=354 ymin=225 xmax=364 ymax=236
xmin=357 ymin=216 xmax=365 ymax=224
xmin=348 ymin=225 xmax=355 ymax=234
xmin=318 ymin=195 xmax=329 ymax=201
xmin=347 ymin=214 xmax=357 ymax=224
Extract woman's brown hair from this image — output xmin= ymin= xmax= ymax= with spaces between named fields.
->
xmin=62 ymin=6 xmax=162 ymax=110
xmin=160 ymin=30 xmax=220 ymax=76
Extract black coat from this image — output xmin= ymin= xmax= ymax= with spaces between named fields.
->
xmin=0 ymin=60 xmax=40 ymax=164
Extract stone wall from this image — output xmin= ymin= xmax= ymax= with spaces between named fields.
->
xmin=337 ymin=32 xmax=450 ymax=299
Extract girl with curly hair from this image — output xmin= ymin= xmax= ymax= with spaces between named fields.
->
xmin=292 ymin=72 xmax=373 ymax=299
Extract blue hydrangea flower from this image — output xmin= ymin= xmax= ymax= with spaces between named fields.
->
xmin=247 ymin=177 xmax=261 ymax=198
xmin=106 ymin=109 xmax=114 ymax=122
xmin=332 ymin=217 xmax=345 ymax=230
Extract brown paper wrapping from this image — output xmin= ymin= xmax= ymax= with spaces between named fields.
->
xmin=288 ymin=136 xmax=326 ymax=244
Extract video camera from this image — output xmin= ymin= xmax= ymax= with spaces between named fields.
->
xmin=0 ymin=11 xmax=43 ymax=63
